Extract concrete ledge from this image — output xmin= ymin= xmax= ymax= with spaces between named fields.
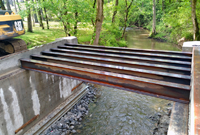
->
xmin=189 ymin=47 xmax=200 ymax=135
xmin=167 ymin=102 xmax=188 ymax=135
xmin=0 ymin=37 xmax=85 ymax=135
xmin=0 ymin=36 xmax=78 ymax=75
xmin=182 ymin=41 xmax=200 ymax=52
xmin=56 ymin=36 xmax=78 ymax=44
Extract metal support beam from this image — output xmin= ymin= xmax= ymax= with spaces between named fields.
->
xmin=50 ymin=48 xmax=191 ymax=68
xmin=65 ymin=43 xmax=192 ymax=56
xmin=20 ymin=59 xmax=190 ymax=103
xmin=20 ymin=43 xmax=192 ymax=104
xmin=57 ymin=45 xmax=192 ymax=61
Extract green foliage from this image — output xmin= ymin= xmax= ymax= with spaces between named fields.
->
xmin=125 ymin=0 xmax=200 ymax=43
xmin=18 ymin=0 xmax=199 ymax=48
xmin=99 ymin=23 xmax=127 ymax=47
xmin=18 ymin=22 xmax=66 ymax=49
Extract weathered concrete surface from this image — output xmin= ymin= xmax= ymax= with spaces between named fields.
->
xmin=167 ymin=102 xmax=188 ymax=135
xmin=0 ymin=37 xmax=83 ymax=135
xmin=0 ymin=36 xmax=78 ymax=75
xmin=182 ymin=41 xmax=200 ymax=52
xmin=24 ymin=83 xmax=88 ymax=135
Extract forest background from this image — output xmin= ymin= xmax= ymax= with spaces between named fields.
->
xmin=0 ymin=0 xmax=200 ymax=49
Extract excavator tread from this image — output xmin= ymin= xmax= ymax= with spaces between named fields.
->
xmin=0 ymin=38 xmax=27 ymax=56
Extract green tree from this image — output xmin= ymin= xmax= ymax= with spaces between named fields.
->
xmin=92 ymin=0 xmax=104 ymax=45
xmin=112 ymin=0 xmax=118 ymax=23
xmin=152 ymin=0 xmax=156 ymax=35
xmin=5 ymin=0 xmax=11 ymax=10
xmin=191 ymin=0 xmax=200 ymax=40
xmin=26 ymin=0 xmax=33 ymax=32
xmin=121 ymin=0 xmax=134 ymax=38
xmin=0 ymin=0 xmax=6 ymax=10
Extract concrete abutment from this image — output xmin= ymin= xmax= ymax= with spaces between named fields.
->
xmin=0 ymin=37 xmax=85 ymax=135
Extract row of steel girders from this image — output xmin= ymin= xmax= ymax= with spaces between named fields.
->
xmin=20 ymin=43 xmax=192 ymax=103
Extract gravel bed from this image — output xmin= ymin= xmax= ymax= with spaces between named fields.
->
xmin=42 ymin=84 xmax=98 ymax=135
xmin=150 ymin=102 xmax=173 ymax=135
xmin=41 ymin=83 xmax=173 ymax=135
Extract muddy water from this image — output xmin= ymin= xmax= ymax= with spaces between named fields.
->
xmin=74 ymin=28 xmax=178 ymax=135
xmin=126 ymin=28 xmax=180 ymax=51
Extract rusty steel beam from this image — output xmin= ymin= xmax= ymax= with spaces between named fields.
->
xmin=50 ymin=48 xmax=191 ymax=68
xmin=20 ymin=59 xmax=190 ymax=103
xmin=192 ymin=47 xmax=200 ymax=134
xmin=42 ymin=51 xmax=191 ymax=75
xmin=64 ymin=43 xmax=192 ymax=56
xmin=30 ymin=55 xmax=190 ymax=85
xmin=57 ymin=45 xmax=192 ymax=61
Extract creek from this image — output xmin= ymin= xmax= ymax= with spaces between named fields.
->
xmin=73 ymin=28 xmax=180 ymax=135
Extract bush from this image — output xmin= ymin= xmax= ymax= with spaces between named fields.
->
xmin=99 ymin=23 xmax=127 ymax=47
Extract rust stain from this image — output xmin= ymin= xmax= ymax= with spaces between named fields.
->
xmin=15 ymin=114 xmax=39 ymax=134
xmin=71 ymin=82 xmax=83 ymax=92
xmin=193 ymin=47 xmax=200 ymax=135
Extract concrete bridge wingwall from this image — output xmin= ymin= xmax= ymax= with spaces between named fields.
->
xmin=0 ymin=37 xmax=84 ymax=135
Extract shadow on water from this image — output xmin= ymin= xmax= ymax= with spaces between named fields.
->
xmin=73 ymin=28 xmax=175 ymax=135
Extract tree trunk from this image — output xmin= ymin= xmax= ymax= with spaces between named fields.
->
xmin=91 ymin=0 xmax=96 ymax=27
xmin=32 ymin=5 xmax=38 ymax=23
xmin=34 ymin=13 xmax=38 ymax=23
xmin=16 ymin=0 xmax=21 ymax=11
xmin=93 ymin=0 xmax=104 ymax=45
xmin=152 ymin=0 xmax=156 ymax=35
xmin=191 ymin=0 xmax=200 ymax=40
xmin=74 ymin=11 xmax=78 ymax=35
xmin=6 ymin=0 xmax=11 ymax=10
xmin=121 ymin=11 xmax=128 ymax=38
xmin=162 ymin=0 xmax=165 ymax=12
xmin=27 ymin=6 xmax=33 ymax=32
xmin=112 ymin=0 xmax=118 ymax=23
xmin=121 ymin=0 xmax=133 ymax=38
xmin=13 ymin=0 xmax=18 ymax=13
xmin=38 ymin=8 xmax=44 ymax=29
xmin=0 ymin=0 xmax=6 ymax=10
xmin=67 ymin=22 xmax=71 ymax=36
xmin=10 ymin=0 xmax=13 ymax=6
xmin=62 ymin=21 xmax=68 ymax=36
xmin=32 ymin=14 xmax=35 ymax=27
xmin=43 ymin=7 xmax=49 ymax=29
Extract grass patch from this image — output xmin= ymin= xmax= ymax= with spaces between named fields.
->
xmin=17 ymin=22 xmax=66 ymax=49
xmin=17 ymin=21 xmax=127 ymax=49
xmin=17 ymin=21 xmax=94 ymax=49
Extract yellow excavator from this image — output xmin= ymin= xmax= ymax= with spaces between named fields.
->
xmin=0 ymin=9 xmax=27 ymax=57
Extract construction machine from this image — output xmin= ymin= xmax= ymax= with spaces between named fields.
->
xmin=0 ymin=9 xmax=27 ymax=57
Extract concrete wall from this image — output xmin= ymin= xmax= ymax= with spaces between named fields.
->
xmin=0 ymin=37 xmax=83 ymax=135
xmin=182 ymin=42 xmax=200 ymax=135
xmin=188 ymin=47 xmax=200 ymax=135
